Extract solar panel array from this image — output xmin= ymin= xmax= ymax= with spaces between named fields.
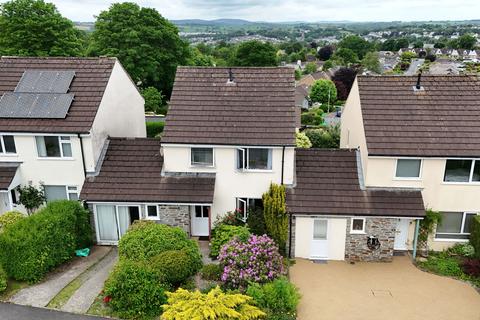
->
xmin=0 ymin=93 xmax=74 ymax=118
xmin=15 ymin=70 xmax=75 ymax=93
xmin=0 ymin=70 xmax=75 ymax=119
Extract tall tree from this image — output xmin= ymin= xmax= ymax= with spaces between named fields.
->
xmin=361 ymin=51 xmax=381 ymax=73
xmin=331 ymin=67 xmax=358 ymax=100
xmin=337 ymin=35 xmax=373 ymax=60
xmin=262 ymin=183 xmax=288 ymax=254
xmin=332 ymin=48 xmax=358 ymax=66
xmin=309 ymin=79 xmax=337 ymax=106
xmin=317 ymin=45 xmax=333 ymax=61
xmin=233 ymin=40 xmax=277 ymax=67
xmin=88 ymin=2 xmax=189 ymax=96
xmin=458 ymin=34 xmax=476 ymax=50
xmin=0 ymin=0 xmax=84 ymax=56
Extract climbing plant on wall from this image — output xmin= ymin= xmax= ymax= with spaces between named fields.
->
xmin=262 ymin=183 xmax=288 ymax=255
xmin=418 ymin=209 xmax=442 ymax=256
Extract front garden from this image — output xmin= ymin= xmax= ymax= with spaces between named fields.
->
xmin=92 ymin=182 xmax=300 ymax=320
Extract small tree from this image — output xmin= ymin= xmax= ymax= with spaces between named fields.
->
xmin=142 ymin=87 xmax=166 ymax=115
xmin=262 ymin=183 xmax=288 ymax=254
xmin=418 ymin=209 xmax=442 ymax=256
xmin=296 ymin=131 xmax=312 ymax=148
xmin=303 ymin=62 xmax=318 ymax=74
xmin=16 ymin=184 xmax=45 ymax=215
xmin=361 ymin=51 xmax=381 ymax=73
xmin=470 ymin=215 xmax=480 ymax=259
xmin=309 ymin=79 xmax=337 ymax=110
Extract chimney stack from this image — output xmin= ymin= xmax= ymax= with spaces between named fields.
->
xmin=413 ymin=71 xmax=424 ymax=92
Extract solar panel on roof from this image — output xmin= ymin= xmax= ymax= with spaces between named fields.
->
xmin=0 ymin=93 xmax=74 ymax=119
xmin=15 ymin=70 xmax=75 ymax=94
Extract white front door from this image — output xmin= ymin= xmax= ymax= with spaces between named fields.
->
xmin=311 ymin=219 xmax=328 ymax=259
xmin=394 ymin=219 xmax=410 ymax=250
xmin=191 ymin=205 xmax=210 ymax=237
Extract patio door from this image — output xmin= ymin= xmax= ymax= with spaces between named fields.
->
xmin=191 ymin=205 xmax=210 ymax=237
xmin=394 ymin=219 xmax=410 ymax=250
xmin=311 ymin=219 xmax=328 ymax=259
xmin=95 ymin=204 xmax=140 ymax=244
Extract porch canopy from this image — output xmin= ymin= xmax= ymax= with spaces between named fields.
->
xmin=80 ymin=138 xmax=215 ymax=204
xmin=0 ymin=163 xmax=19 ymax=191
xmin=287 ymin=149 xmax=425 ymax=217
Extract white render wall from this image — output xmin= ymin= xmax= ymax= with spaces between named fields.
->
xmin=162 ymin=145 xmax=295 ymax=221
xmin=86 ymin=59 xmax=146 ymax=172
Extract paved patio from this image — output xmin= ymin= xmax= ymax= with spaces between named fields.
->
xmin=290 ymin=256 xmax=480 ymax=320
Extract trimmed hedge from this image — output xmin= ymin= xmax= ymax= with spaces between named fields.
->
xmin=0 ymin=200 xmax=92 ymax=282
xmin=104 ymin=259 xmax=170 ymax=319
xmin=210 ymin=224 xmax=251 ymax=259
xmin=146 ymin=121 xmax=164 ymax=138
xmin=471 ymin=215 xmax=480 ymax=259
xmin=0 ymin=265 xmax=7 ymax=293
xmin=151 ymin=250 xmax=196 ymax=286
xmin=119 ymin=221 xmax=202 ymax=271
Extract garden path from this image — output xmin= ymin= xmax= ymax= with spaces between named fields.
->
xmin=9 ymin=246 xmax=111 ymax=308
xmin=61 ymin=248 xmax=118 ymax=314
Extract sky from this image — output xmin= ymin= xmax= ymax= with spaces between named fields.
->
xmin=7 ymin=0 xmax=480 ymax=22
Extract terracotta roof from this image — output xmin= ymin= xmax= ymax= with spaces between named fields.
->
xmin=0 ymin=56 xmax=116 ymax=133
xmin=0 ymin=165 xmax=18 ymax=190
xmin=287 ymin=149 xmax=425 ymax=217
xmin=162 ymin=67 xmax=297 ymax=146
xmin=357 ymin=75 xmax=480 ymax=157
xmin=80 ymin=138 xmax=215 ymax=203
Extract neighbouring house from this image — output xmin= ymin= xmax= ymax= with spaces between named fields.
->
xmin=295 ymin=84 xmax=310 ymax=109
xmin=0 ymin=56 xmax=145 ymax=214
xmin=81 ymin=67 xmax=297 ymax=243
xmin=81 ymin=66 xmax=426 ymax=263
xmin=341 ymin=75 xmax=480 ymax=252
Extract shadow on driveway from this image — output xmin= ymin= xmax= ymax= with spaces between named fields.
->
xmin=0 ymin=302 xmax=110 ymax=320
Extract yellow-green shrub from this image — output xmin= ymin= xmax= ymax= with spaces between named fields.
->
xmin=161 ymin=286 xmax=265 ymax=320
xmin=0 ymin=211 xmax=24 ymax=231
xmin=0 ymin=265 xmax=7 ymax=293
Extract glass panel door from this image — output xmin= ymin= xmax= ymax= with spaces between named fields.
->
xmin=117 ymin=206 xmax=131 ymax=238
xmin=96 ymin=205 xmax=118 ymax=242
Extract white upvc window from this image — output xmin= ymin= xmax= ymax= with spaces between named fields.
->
xmin=44 ymin=185 xmax=78 ymax=202
xmin=0 ymin=135 xmax=16 ymax=154
xmin=236 ymin=148 xmax=272 ymax=171
xmin=435 ymin=212 xmax=479 ymax=240
xmin=36 ymin=136 xmax=72 ymax=158
xmin=395 ymin=159 xmax=422 ymax=179
xmin=443 ymin=159 xmax=480 ymax=183
xmin=191 ymin=147 xmax=214 ymax=166
xmin=236 ymin=198 xmax=263 ymax=222
xmin=350 ymin=218 xmax=366 ymax=234
xmin=145 ymin=204 xmax=159 ymax=220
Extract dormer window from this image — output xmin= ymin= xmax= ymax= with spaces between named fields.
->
xmin=191 ymin=147 xmax=214 ymax=166
xmin=0 ymin=135 xmax=16 ymax=154
xmin=36 ymin=136 xmax=72 ymax=158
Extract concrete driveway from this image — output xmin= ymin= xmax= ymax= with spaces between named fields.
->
xmin=290 ymin=256 xmax=480 ymax=320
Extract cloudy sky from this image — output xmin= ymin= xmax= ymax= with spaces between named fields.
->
xmin=9 ymin=0 xmax=480 ymax=22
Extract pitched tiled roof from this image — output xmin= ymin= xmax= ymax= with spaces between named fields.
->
xmin=287 ymin=149 xmax=425 ymax=217
xmin=162 ymin=67 xmax=297 ymax=146
xmin=0 ymin=56 xmax=116 ymax=133
xmin=80 ymin=138 xmax=215 ymax=203
xmin=0 ymin=164 xmax=18 ymax=190
xmin=357 ymin=75 xmax=480 ymax=157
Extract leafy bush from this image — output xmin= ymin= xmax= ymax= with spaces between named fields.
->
xmin=142 ymin=87 xmax=166 ymax=114
xmin=104 ymin=259 xmax=170 ymax=319
xmin=151 ymin=250 xmax=197 ymax=286
xmin=305 ymin=125 xmax=340 ymax=148
xmin=210 ymin=224 xmax=251 ymax=259
xmin=0 ymin=211 xmax=24 ymax=231
xmin=119 ymin=221 xmax=202 ymax=272
xmin=213 ymin=210 xmax=245 ymax=227
xmin=470 ymin=215 xmax=480 ymax=258
xmin=146 ymin=121 xmax=165 ymax=138
xmin=301 ymin=107 xmax=323 ymax=126
xmin=418 ymin=252 xmax=463 ymax=277
xmin=201 ymin=263 xmax=223 ymax=281
xmin=16 ymin=184 xmax=45 ymax=214
xmin=246 ymin=277 xmax=300 ymax=320
xmin=448 ymin=243 xmax=475 ymax=258
xmin=309 ymin=79 xmax=337 ymax=105
xmin=461 ymin=258 xmax=480 ymax=277
xmin=0 ymin=200 xmax=92 ymax=282
xmin=219 ymin=235 xmax=285 ymax=289
xmin=0 ymin=265 xmax=7 ymax=293
xmin=295 ymin=131 xmax=312 ymax=148
xmin=161 ymin=287 xmax=265 ymax=320
xmin=246 ymin=207 xmax=267 ymax=236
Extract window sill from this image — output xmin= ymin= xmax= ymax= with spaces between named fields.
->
xmin=350 ymin=231 xmax=366 ymax=235
xmin=145 ymin=216 xmax=160 ymax=221
xmin=393 ymin=177 xmax=422 ymax=181
xmin=0 ymin=153 xmax=18 ymax=157
xmin=433 ymin=238 xmax=469 ymax=242
xmin=36 ymin=157 xmax=75 ymax=161
xmin=190 ymin=164 xmax=215 ymax=169
xmin=442 ymin=182 xmax=480 ymax=186
xmin=237 ymin=169 xmax=274 ymax=173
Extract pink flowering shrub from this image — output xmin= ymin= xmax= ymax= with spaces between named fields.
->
xmin=218 ymin=234 xmax=285 ymax=289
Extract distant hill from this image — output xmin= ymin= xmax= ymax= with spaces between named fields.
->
xmin=172 ymin=19 xmax=258 ymax=26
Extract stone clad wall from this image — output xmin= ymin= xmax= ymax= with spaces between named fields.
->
xmin=345 ymin=218 xmax=396 ymax=262
xmin=158 ymin=205 xmax=190 ymax=235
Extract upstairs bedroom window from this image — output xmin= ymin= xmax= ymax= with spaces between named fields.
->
xmin=395 ymin=159 xmax=421 ymax=178
xmin=0 ymin=135 xmax=16 ymax=154
xmin=191 ymin=147 xmax=214 ymax=166
xmin=236 ymin=148 xmax=272 ymax=170
xmin=443 ymin=159 xmax=480 ymax=183
xmin=36 ymin=136 xmax=72 ymax=158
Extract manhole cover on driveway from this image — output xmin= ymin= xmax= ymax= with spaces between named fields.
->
xmin=311 ymin=260 xmax=328 ymax=264
xmin=371 ymin=289 xmax=392 ymax=297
